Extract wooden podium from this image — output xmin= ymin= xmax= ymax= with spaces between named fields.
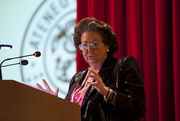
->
xmin=0 ymin=80 xmax=81 ymax=121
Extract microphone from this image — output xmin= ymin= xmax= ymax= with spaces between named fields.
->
xmin=0 ymin=44 xmax=12 ymax=49
xmin=34 ymin=51 xmax=41 ymax=57
xmin=1 ymin=60 xmax=28 ymax=68
xmin=0 ymin=51 xmax=41 ymax=80
xmin=0 ymin=60 xmax=29 ymax=80
xmin=20 ymin=60 xmax=29 ymax=65
xmin=0 ymin=51 xmax=41 ymax=66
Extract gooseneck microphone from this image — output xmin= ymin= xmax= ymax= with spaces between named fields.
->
xmin=1 ymin=60 xmax=28 ymax=68
xmin=0 ymin=51 xmax=41 ymax=65
xmin=0 ymin=51 xmax=41 ymax=80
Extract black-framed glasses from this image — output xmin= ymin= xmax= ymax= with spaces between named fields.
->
xmin=79 ymin=41 xmax=101 ymax=50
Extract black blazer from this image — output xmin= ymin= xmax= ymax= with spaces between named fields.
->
xmin=65 ymin=56 xmax=145 ymax=121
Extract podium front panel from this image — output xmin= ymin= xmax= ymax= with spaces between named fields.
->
xmin=0 ymin=80 xmax=81 ymax=121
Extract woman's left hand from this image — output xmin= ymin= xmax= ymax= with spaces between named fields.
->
xmin=87 ymin=68 xmax=108 ymax=96
xmin=36 ymin=79 xmax=59 ymax=96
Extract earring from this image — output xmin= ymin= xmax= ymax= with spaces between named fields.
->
xmin=107 ymin=49 xmax=109 ymax=52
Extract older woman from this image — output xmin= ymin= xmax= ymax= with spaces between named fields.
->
xmin=37 ymin=17 xmax=145 ymax=121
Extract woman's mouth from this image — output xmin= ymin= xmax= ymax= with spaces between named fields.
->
xmin=87 ymin=56 xmax=95 ymax=59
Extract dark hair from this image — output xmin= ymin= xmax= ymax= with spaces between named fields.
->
xmin=73 ymin=17 xmax=118 ymax=56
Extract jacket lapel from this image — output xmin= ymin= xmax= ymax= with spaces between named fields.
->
xmin=66 ymin=70 xmax=88 ymax=100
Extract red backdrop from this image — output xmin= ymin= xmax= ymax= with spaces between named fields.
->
xmin=75 ymin=0 xmax=180 ymax=121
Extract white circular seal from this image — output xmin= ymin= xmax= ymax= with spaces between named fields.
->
xmin=20 ymin=0 xmax=76 ymax=97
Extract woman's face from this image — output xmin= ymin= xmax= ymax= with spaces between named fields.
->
xmin=80 ymin=31 xmax=109 ymax=68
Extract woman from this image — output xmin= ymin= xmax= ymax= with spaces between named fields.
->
xmin=37 ymin=17 xmax=145 ymax=121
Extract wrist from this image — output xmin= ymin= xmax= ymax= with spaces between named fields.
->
xmin=103 ymin=86 xmax=109 ymax=96
xmin=104 ymin=88 xmax=117 ymax=105
xmin=104 ymin=88 xmax=112 ymax=102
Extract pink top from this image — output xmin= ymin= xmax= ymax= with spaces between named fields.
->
xmin=70 ymin=85 xmax=89 ymax=107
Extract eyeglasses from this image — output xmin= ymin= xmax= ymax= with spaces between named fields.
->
xmin=79 ymin=41 xmax=101 ymax=50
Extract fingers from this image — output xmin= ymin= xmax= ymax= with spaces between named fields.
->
xmin=87 ymin=70 xmax=102 ymax=84
xmin=88 ymin=81 xmax=98 ymax=87
xmin=36 ymin=79 xmax=59 ymax=96
xmin=89 ymin=68 xmax=99 ymax=77
xmin=42 ymin=79 xmax=52 ymax=91
xmin=36 ymin=83 xmax=45 ymax=91
xmin=55 ymin=87 xmax=59 ymax=96
xmin=87 ymin=74 xmax=100 ymax=82
xmin=88 ymin=68 xmax=107 ymax=95
xmin=87 ymin=72 xmax=103 ymax=87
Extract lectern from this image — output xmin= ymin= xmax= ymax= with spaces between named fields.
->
xmin=0 ymin=80 xmax=81 ymax=121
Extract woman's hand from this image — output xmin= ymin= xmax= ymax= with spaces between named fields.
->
xmin=87 ymin=68 xmax=108 ymax=96
xmin=36 ymin=79 xmax=59 ymax=96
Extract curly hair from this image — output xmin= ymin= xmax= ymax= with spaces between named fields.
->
xmin=73 ymin=17 xmax=118 ymax=56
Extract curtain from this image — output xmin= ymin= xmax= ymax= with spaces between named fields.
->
xmin=76 ymin=0 xmax=180 ymax=121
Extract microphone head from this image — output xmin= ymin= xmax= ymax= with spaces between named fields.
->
xmin=34 ymin=51 xmax=41 ymax=57
xmin=20 ymin=60 xmax=28 ymax=65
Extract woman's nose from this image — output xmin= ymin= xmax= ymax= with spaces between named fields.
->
xmin=87 ymin=44 xmax=94 ymax=52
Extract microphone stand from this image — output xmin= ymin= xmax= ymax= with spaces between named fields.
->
xmin=0 ymin=44 xmax=12 ymax=79
xmin=0 ymin=51 xmax=40 ymax=80
xmin=0 ymin=67 xmax=2 ymax=80
xmin=0 ymin=62 xmax=20 ymax=80
xmin=0 ymin=60 xmax=4 ymax=80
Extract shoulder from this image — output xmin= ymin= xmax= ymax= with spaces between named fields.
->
xmin=118 ymin=56 xmax=138 ymax=64
xmin=116 ymin=56 xmax=141 ymax=73
xmin=118 ymin=56 xmax=139 ymax=66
